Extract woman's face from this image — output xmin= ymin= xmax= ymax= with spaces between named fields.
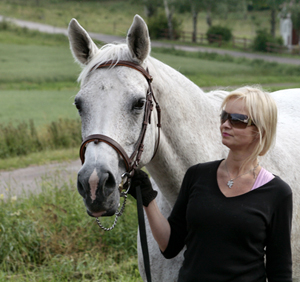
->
xmin=220 ymin=98 xmax=258 ymax=153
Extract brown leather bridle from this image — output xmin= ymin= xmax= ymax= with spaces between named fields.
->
xmin=79 ymin=60 xmax=161 ymax=177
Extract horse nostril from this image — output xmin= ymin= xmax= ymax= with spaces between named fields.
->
xmin=103 ymin=170 xmax=116 ymax=195
xmin=77 ymin=178 xmax=86 ymax=198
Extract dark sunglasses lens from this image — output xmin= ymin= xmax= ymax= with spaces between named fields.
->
xmin=230 ymin=114 xmax=248 ymax=129
xmin=220 ymin=111 xmax=228 ymax=124
xmin=221 ymin=111 xmax=248 ymax=129
xmin=230 ymin=118 xmax=247 ymax=129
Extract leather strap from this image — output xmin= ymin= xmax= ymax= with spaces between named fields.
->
xmin=136 ymin=185 xmax=152 ymax=282
xmin=80 ymin=134 xmax=131 ymax=170
xmin=91 ymin=60 xmax=153 ymax=82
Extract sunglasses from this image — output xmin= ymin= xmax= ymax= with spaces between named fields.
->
xmin=220 ymin=110 xmax=255 ymax=129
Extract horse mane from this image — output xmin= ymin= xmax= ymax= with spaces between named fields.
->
xmin=78 ymin=43 xmax=133 ymax=85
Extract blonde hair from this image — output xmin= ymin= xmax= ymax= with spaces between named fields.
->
xmin=221 ymin=86 xmax=277 ymax=165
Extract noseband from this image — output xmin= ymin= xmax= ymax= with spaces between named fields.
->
xmin=79 ymin=60 xmax=161 ymax=172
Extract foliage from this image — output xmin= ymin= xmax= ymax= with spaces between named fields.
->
xmin=206 ymin=25 xmax=232 ymax=43
xmin=251 ymin=0 xmax=286 ymax=37
xmin=0 ymin=177 xmax=141 ymax=281
xmin=0 ymin=119 xmax=81 ymax=159
xmin=252 ymin=28 xmax=283 ymax=52
xmin=147 ymin=10 xmax=182 ymax=39
xmin=141 ymin=0 xmax=162 ymax=17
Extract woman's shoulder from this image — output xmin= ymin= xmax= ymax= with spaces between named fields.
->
xmin=271 ymin=175 xmax=293 ymax=197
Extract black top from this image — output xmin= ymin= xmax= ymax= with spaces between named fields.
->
xmin=162 ymin=160 xmax=293 ymax=282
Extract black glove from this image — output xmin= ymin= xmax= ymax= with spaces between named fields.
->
xmin=128 ymin=169 xmax=158 ymax=207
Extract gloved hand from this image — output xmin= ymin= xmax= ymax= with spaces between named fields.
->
xmin=128 ymin=169 xmax=158 ymax=207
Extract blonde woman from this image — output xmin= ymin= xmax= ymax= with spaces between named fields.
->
xmin=129 ymin=86 xmax=292 ymax=282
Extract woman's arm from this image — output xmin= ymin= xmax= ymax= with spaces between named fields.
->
xmin=144 ymin=199 xmax=171 ymax=252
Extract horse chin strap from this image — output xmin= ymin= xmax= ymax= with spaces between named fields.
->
xmin=79 ymin=60 xmax=161 ymax=230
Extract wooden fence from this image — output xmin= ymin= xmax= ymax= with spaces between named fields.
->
xmin=160 ymin=30 xmax=294 ymax=54
xmin=179 ymin=30 xmax=252 ymax=51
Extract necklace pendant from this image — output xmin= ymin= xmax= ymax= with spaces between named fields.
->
xmin=227 ymin=179 xmax=234 ymax=188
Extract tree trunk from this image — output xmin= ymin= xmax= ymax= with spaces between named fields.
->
xmin=206 ymin=8 xmax=212 ymax=27
xmin=144 ymin=2 xmax=156 ymax=18
xmin=271 ymin=8 xmax=276 ymax=37
xmin=163 ymin=0 xmax=173 ymax=40
xmin=192 ymin=10 xmax=198 ymax=43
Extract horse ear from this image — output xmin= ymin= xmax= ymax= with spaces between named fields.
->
xmin=68 ymin=18 xmax=98 ymax=66
xmin=127 ymin=15 xmax=151 ymax=64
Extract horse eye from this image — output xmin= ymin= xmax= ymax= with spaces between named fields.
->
xmin=133 ymin=98 xmax=146 ymax=110
xmin=74 ymin=99 xmax=82 ymax=112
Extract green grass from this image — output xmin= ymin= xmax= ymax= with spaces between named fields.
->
xmin=0 ymin=0 xmax=281 ymax=39
xmin=0 ymin=43 xmax=80 ymax=86
xmin=0 ymin=89 xmax=78 ymax=127
xmin=0 ymin=0 xmax=145 ymax=37
xmin=0 ymin=175 xmax=142 ymax=282
xmin=0 ymin=148 xmax=78 ymax=170
xmin=151 ymin=48 xmax=300 ymax=90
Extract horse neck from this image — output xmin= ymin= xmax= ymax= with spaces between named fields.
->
xmin=146 ymin=57 xmax=226 ymax=205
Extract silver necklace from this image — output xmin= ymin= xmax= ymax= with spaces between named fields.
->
xmin=225 ymin=160 xmax=259 ymax=188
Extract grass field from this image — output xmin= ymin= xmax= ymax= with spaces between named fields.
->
xmin=1 ymin=89 xmax=78 ymax=127
xmin=0 ymin=0 xmax=281 ymax=39
xmin=0 ymin=173 xmax=142 ymax=282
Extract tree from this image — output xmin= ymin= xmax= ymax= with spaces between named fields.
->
xmin=252 ymin=0 xmax=286 ymax=37
xmin=163 ymin=0 xmax=176 ymax=40
xmin=141 ymin=0 xmax=162 ymax=18
xmin=183 ymin=0 xmax=245 ymax=43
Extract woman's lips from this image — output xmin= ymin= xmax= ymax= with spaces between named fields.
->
xmin=222 ymin=132 xmax=231 ymax=137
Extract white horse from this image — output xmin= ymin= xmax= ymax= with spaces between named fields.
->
xmin=68 ymin=15 xmax=300 ymax=281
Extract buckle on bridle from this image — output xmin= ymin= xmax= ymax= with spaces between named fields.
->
xmin=119 ymin=172 xmax=132 ymax=196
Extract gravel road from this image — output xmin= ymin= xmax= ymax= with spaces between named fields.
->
xmin=0 ymin=159 xmax=81 ymax=199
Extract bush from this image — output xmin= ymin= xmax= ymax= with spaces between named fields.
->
xmin=206 ymin=25 xmax=232 ymax=43
xmin=0 ymin=119 xmax=81 ymax=158
xmin=147 ymin=11 xmax=182 ymax=40
xmin=252 ymin=29 xmax=284 ymax=52
xmin=46 ymin=118 xmax=81 ymax=149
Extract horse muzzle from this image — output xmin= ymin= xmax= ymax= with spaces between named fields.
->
xmin=77 ymin=164 xmax=120 ymax=217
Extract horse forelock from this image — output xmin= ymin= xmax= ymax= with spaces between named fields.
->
xmin=78 ymin=43 xmax=133 ymax=85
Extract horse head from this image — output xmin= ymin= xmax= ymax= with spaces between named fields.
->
xmin=68 ymin=15 xmax=159 ymax=217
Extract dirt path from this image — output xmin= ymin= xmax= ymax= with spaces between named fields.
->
xmin=0 ymin=159 xmax=81 ymax=199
